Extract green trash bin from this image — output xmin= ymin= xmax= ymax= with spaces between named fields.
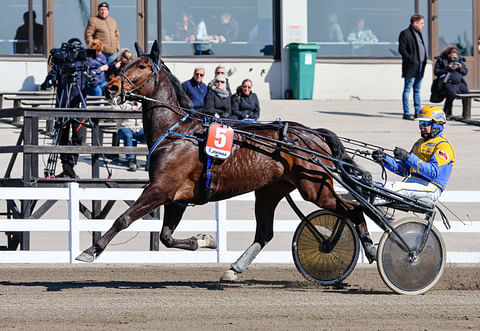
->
xmin=288 ymin=43 xmax=320 ymax=99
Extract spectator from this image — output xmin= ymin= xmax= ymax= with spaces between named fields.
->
xmin=231 ymin=79 xmax=260 ymax=120
xmin=164 ymin=12 xmax=196 ymax=42
xmin=327 ymin=13 xmax=344 ymax=42
xmin=196 ymin=15 xmax=219 ymax=42
xmin=106 ymin=48 xmax=135 ymax=81
xmin=398 ymin=13 xmax=427 ymax=120
xmin=85 ymin=2 xmax=120 ymax=64
xmin=14 ymin=10 xmax=43 ymax=54
xmin=208 ymin=65 xmax=231 ymax=93
xmin=203 ymin=74 xmax=233 ymax=119
xmin=217 ymin=12 xmax=239 ymax=43
xmin=347 ymin=19 xmax=378 ymax=44
xmin=115 ymin=101 xmax=145 ymax=172
xmin=433 ymin=46 xmax=469 ymax=117
xmin=86 ymin=39 xmax=108 ymax=96
xmin=182 ymin=67 xmax=208 ymax=109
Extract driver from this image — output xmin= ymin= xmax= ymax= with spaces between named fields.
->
xmin=371 ymin=105 xmax=456 ymax=202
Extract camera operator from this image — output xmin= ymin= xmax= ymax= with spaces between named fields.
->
xmin=41 ymin=38 xmax=100 ymax=178
xmin=433 ymin=45 xmax=469 ymax=117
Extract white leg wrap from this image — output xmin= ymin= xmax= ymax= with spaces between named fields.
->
xmin=194 ymin=234 xmax=217 ymax=249
xmin=231 ymin=242 xmax=262 ymax=273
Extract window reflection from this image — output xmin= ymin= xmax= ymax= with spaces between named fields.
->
xmin=438 ymin=1 xmax=473 ymax=56
xmin=54 ymin=0 xmax=90 ymax=48
xmin=0 ymin=0 xmax=44 ymax=55
xmin=307 ymin=0 xmax=421 ymax=57
xmin=159 ymin=0 xmax=273 ymax=56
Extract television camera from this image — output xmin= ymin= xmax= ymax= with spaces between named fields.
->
xmin=41 ymin=38 xmax=98 ymax=90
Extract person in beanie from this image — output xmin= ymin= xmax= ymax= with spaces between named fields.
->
xmin=85 ymin=2 xmax=120 ymax=64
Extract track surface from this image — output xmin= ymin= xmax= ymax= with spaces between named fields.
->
xmin=0 ymin=264 xmax=479 ymax=330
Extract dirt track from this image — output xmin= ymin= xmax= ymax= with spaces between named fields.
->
xmin=0 ymin=264 xmax=479 ymax=330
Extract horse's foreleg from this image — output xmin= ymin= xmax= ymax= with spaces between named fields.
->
xmin=221 ymin=183 xmax=292 ymax=281
xmin=159 ymin=203 xmax=217 ymax=250
xmin=76 ymin=184 xmax=166 ymax=262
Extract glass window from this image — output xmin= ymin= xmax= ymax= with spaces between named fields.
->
xmin=159 ymin=0 xmax=273 ymax=57
xmin=54 ymin=0 xmax=90 ymax=48
xmin=307 ymin=0 xmax=427 ymax=57
xmin=0 ymin=0 xmax=44 ymax=55
xmin=107 ymin=0 xmax=137 ymax=52
xmin=438 ymin=0 xmax=473 ymax=56
xmin=147 ymin=0 xmax=157 ymax=50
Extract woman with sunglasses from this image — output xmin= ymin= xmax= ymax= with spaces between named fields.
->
xmin=232 ymin=79 xmax=260 ymax=121
xmin=371 ymin=105 xmax=456 ymax=203
xmin=203 ymin=74 xmax=234 ymax=119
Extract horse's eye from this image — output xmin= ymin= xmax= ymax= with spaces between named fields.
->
xmin=139 ymin=64 xmax=146 ymax=69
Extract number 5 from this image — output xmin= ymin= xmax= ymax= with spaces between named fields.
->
xmin=214 ymin=127 xmax=227 ymax=148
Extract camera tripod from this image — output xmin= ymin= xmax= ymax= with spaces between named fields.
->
xmin=43 ymin=71 xmax=112 ymax=179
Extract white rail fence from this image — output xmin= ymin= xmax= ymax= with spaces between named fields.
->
xmin=0 ymin=183 xmax=479 ymax=264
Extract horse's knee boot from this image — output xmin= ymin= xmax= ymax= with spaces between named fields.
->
xmin=231 ymin=242 xmax=262 ymax=273
xmin=360 ymin=232 xmax=376 ymax=264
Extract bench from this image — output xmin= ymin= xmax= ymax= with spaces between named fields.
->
xmin=456 ymin=92 xmax=480 ymax=120
xmin=0 ymin=91 xmax=55 ymax=109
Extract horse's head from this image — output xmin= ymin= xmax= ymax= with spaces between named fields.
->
xmin=105 ymin=41 xmax=161 ymax=104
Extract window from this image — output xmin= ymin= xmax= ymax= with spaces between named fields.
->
xmin=53 ymin=0 xmax=90 ymax=48
xmin=157 ymin=0 xmax=273 ymax=56
xmin=0 ymin=0 xmax=44 ymax=55
xmin=438 ymin=0 xmax=473 ymax=56
xmin=307 ymin=0 xmax=428 ymax=57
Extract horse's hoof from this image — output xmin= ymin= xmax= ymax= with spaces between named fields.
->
xmin=75 ymin=251 xmax=95 ymax=263
xmin=195 ymin=234 xmax=217 ymax=249
xmin=220 ymin=269 xmax=237 ymax=282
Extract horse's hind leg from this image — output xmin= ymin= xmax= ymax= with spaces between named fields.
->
xmin=221 ymin=183 xmax=292 ymax=281
xmin=76 ymin=183 xmax=167 ymax=262
xmin=160 ymin=203 xmax=217 ymax=250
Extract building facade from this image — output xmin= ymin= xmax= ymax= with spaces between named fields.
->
xmin=0 ymin=0 xmax=478 ymax=100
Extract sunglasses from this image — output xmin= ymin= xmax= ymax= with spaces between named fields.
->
xmin=419 ymin=120 xmax=433 ymax=127
xmin=242 ymin=85 xmax=252 ymax=89
xmin=194 ymin=73 xmax=204 ymax=77
xmin=215 ymin=80 xmax=225 ymax=84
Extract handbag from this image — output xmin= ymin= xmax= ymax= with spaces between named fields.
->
xmin=439 ymin=72 xmax=450 ymax=89
xmin=430 ymin=77 xmax=446 ymax=103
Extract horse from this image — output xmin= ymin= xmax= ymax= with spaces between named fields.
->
xmin=75 ymin=41 xmax=375 ymax=280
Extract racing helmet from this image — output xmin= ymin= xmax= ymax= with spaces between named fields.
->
xmin=416 ymin=105 xmax=446 ymax=124
xmin=417 ymin=105 xmax=446 ymax=138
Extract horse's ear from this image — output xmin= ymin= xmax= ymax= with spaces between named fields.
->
xmin=149 ymin=40 xmax=160 ymax=64
xmin=134 ymin=42 xmax=145 ymax=56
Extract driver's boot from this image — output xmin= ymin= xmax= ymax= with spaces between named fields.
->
xmin=360 ymin=232 xmax=376 ymax=264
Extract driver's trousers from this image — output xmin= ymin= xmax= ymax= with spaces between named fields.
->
xmin=379 ymin=176 xmax=442 ymax=202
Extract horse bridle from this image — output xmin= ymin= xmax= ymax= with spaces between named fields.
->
xmin=117 ymin=56 xmax=161 ymax=104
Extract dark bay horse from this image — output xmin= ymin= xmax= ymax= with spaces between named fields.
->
xmin=76 ymin=41 xmax=375 ymax=279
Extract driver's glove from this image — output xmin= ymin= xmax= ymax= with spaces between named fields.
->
xmin=372 ymin=149 xmax=386 ymax=163
xmin=393 ymin=147 xmax=410 ymax=161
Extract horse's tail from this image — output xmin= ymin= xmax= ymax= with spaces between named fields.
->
xmin=315 ymin=128 xmax=370 ymax=188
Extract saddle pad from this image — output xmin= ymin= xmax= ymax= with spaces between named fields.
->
xmin=205 ymin=123 xmax=234 ymax=159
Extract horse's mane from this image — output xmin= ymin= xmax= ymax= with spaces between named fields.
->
xmin=164 ymin=68 xmax=194 ymax=110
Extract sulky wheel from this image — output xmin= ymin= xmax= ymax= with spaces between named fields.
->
xmin=377 ymin=217 xmax=446 ymax=295
xmin=292 ymin=210 xmax=360 ymax=286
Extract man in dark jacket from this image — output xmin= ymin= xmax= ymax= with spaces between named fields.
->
xmin=398 ymin=13 xmax=427 ymax=120
xmin=182 ymin=67 xmax=208 ymax=109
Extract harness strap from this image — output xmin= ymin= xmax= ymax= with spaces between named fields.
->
xmin=147 ymin=113 xmax=192 ymax=161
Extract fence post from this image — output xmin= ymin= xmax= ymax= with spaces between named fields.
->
xmin=216 ymin=200 xmax=227 ymax=263
xmin=68 ymin=182 xmax=80 ymax=263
